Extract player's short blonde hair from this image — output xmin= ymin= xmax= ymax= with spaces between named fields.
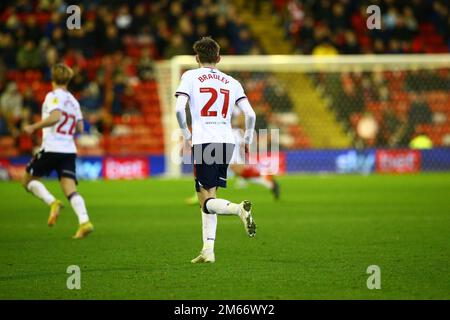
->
xmin=193 ymin=37 xmax=220 ymax=64
xmin=51 ymin=63 xmax=74 ymax=85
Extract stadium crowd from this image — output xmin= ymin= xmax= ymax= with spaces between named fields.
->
xmin=0 ymin=0 xmax=262 ymax=155
xmin=0 ymin=0 xmax=449 ymax=155
xmin=281 ymin=0 xmax=449 ymax=55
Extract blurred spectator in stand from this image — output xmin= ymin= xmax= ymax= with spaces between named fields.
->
xmin=387 ymin=39 xmax=403 ymax=53
xmin=111 ymin=73 xmax=126 ymax=115
xmin=167 ymin=1 xmax=184 ymax=28
xmin=356 ymin=112 xmax=379 ymax=148
xmin=341 ymin=30 xmax=360 ymax=54
xmin=80 ymin=82 xmax=105 ymax=134
xmin=81 ymin=19 xmax=97 ymax=58
xmin=408 ymin=93 xmax=432 ymax=128
xmin=23 ymin=87 xmax=40 ymax=116
xmin=154 ymin=20 xmax=171 ymax=57
xmin=312 ymin=0 xmax=333 ymax=24
xmin=163 ymin=33 xmax=190 ymax=58
xmin=391 ymin=15 xmax=415 ymax=42
xmin=196 ymin=22 xmax=209 ymax=40
xmin=137 ymin=48 xmax=155 ymax=81
xmin=254 ymin=103 xmax=269 ymax=130
xmin=103 ymin=24 xmax=122 ymax=54
xmin=285 ymin=0 xmax=305 ymax=36
xmin=0 ymin=82 xmax=23 ymax=122
xmin=49 ymin=26 xmax=67 ymax=55
xmin=296 ymin=16 xmax=314 ymax=54
xmin=130 ymin=3 xmax=149 ymax=34
xmin=38 ymin=0 xmax=65 ymax=11
xmin=16 ymin=107 xmax=34 ymax=155
xmin=180 ymin=17 xmax=196 ymax=45
xmin=432 ymin=1 xmax=448 ymax=37
xmin=121 ymin=84 xmax=140 ymax=115
xmin=44 ymin=12 xmax=63 ymax=39
xmin=409 ymin=131 xmax=433 ymax=149
xmin=383 ymin=6 xmax=398 ymax=30
xmin=234 ymin=29 xmax=254 ymax=54
xmin=329 ymin=2 xmax=348 ymax=31
xmin=0 ymin=33 xmax=17 ymax=68
xmin=0 ymin=111 xmax=10 ymax=136
xmin=0 ymin=63 xmax=6 ymax=94
xmin=264 ymin=78 xmax=293 ymax=113
xmin=115 ymin=4 xmax=133 ymax=36
xmin=372 ymin=39 xmax=386 ymax=54
xmin=43 ymin=46 xmax=59 ymax=81
xmin=339 ymin=73 xmax=364 ymax=123
xmin=243 ymin=0 xmax=268 ymax=15
xmin=403 ymin=7 xmax=418 ymax=34
xmin=377 ymin=107 xmax=401 ymax=146
xmin=23 ymin=15 xmax=41 ymax=43
xmin=17 ymin=40 xmax=42 ymax=69
xmin=118 ymin=56 xmax=138 ymax=81
xmin=313 ymin=39 xmax=338 ymax=56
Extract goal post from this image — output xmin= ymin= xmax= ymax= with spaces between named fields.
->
xmin=157 ymin=54 xmax=450 ymax=177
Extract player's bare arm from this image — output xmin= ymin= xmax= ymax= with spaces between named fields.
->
xmin=23 ymin=110 xmax=62 ymax=134
xmin=76 ymin=120 xmax=84 ymax=134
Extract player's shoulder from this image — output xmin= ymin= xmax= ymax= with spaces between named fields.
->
xmin=220 ymin=71 xmax=242 ymax=87
xmin=49 ymin=88 xmax=66 ymax=100
xmin=43 ymin=90 xmax=59 ymax=105
xmin=44 ymin=90 xmax=55 ymax=101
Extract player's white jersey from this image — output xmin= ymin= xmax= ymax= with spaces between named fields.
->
xmin=175 ymin=67 xmax=247 ymax=145
xmin=41 ymin=88 xmax=82 ymax=154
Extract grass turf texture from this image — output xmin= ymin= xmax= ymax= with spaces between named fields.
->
xmin=0 ymin=174 xmax=449 ymax=299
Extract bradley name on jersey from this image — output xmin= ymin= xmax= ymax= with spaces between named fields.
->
xmin=197 ymin=72 xmax=230 ymax=85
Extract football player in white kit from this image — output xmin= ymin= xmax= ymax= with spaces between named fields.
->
xmin=175 ymin=37 xmax=257 ymax=263
xmin=22 ymin=64 xmax=93 ymax=239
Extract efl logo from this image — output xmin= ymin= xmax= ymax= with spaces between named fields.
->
xmin=376 ymin=150 xmax=421 ymax=173
xmin=103 ymin=158 xmax=149 ymax=180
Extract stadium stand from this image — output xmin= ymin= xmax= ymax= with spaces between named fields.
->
xmin=0 ymin=0 xmax=266 ymax=156
xmin=235 ymin=0 xmax=449 ymax=148
xmin=0 ymin=0 xmax=449 ymax=157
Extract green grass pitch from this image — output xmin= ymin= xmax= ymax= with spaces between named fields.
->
xmin=0 ymin=174 xmax=449 ymax=299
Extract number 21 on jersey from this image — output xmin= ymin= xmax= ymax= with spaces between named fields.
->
xmin=200 ymin=87 xmax=230 ymax=118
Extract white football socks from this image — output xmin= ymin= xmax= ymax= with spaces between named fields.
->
xmin=205 ymin=198 xmax=240 ymax=215
xmin=26 ymin=180 xmax=55 ymax=206
xmin=202 ymin=210 xmax=217 ymax=252
xmin=69 ymin=193 xmax=89 ymax=224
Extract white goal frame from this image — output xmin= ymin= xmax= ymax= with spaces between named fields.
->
xmin=158 ymin=54 xmax=450 ymax=177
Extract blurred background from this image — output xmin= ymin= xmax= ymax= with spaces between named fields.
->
xmin=0 ymin=0 xmax=449 ymax=180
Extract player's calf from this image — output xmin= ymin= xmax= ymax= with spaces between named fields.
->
xmin=66 ymin=191 xmax=93 ymax=239
xmin=25 ymin=178 xmax=57 ymax=206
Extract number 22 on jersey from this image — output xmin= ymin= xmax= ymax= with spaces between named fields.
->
xmin=56 ymin=111 xmax=77 ymax=135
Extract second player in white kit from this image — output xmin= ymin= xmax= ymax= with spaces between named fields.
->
xmin=23 ymin=64 xmax=94 ymax=239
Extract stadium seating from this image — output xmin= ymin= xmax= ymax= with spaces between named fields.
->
xmin=0 ymin=0 xmax=449 ymax=157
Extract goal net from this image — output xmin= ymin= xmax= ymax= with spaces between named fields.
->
xmin=157 ymin=54 xmax=450 ymax=177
